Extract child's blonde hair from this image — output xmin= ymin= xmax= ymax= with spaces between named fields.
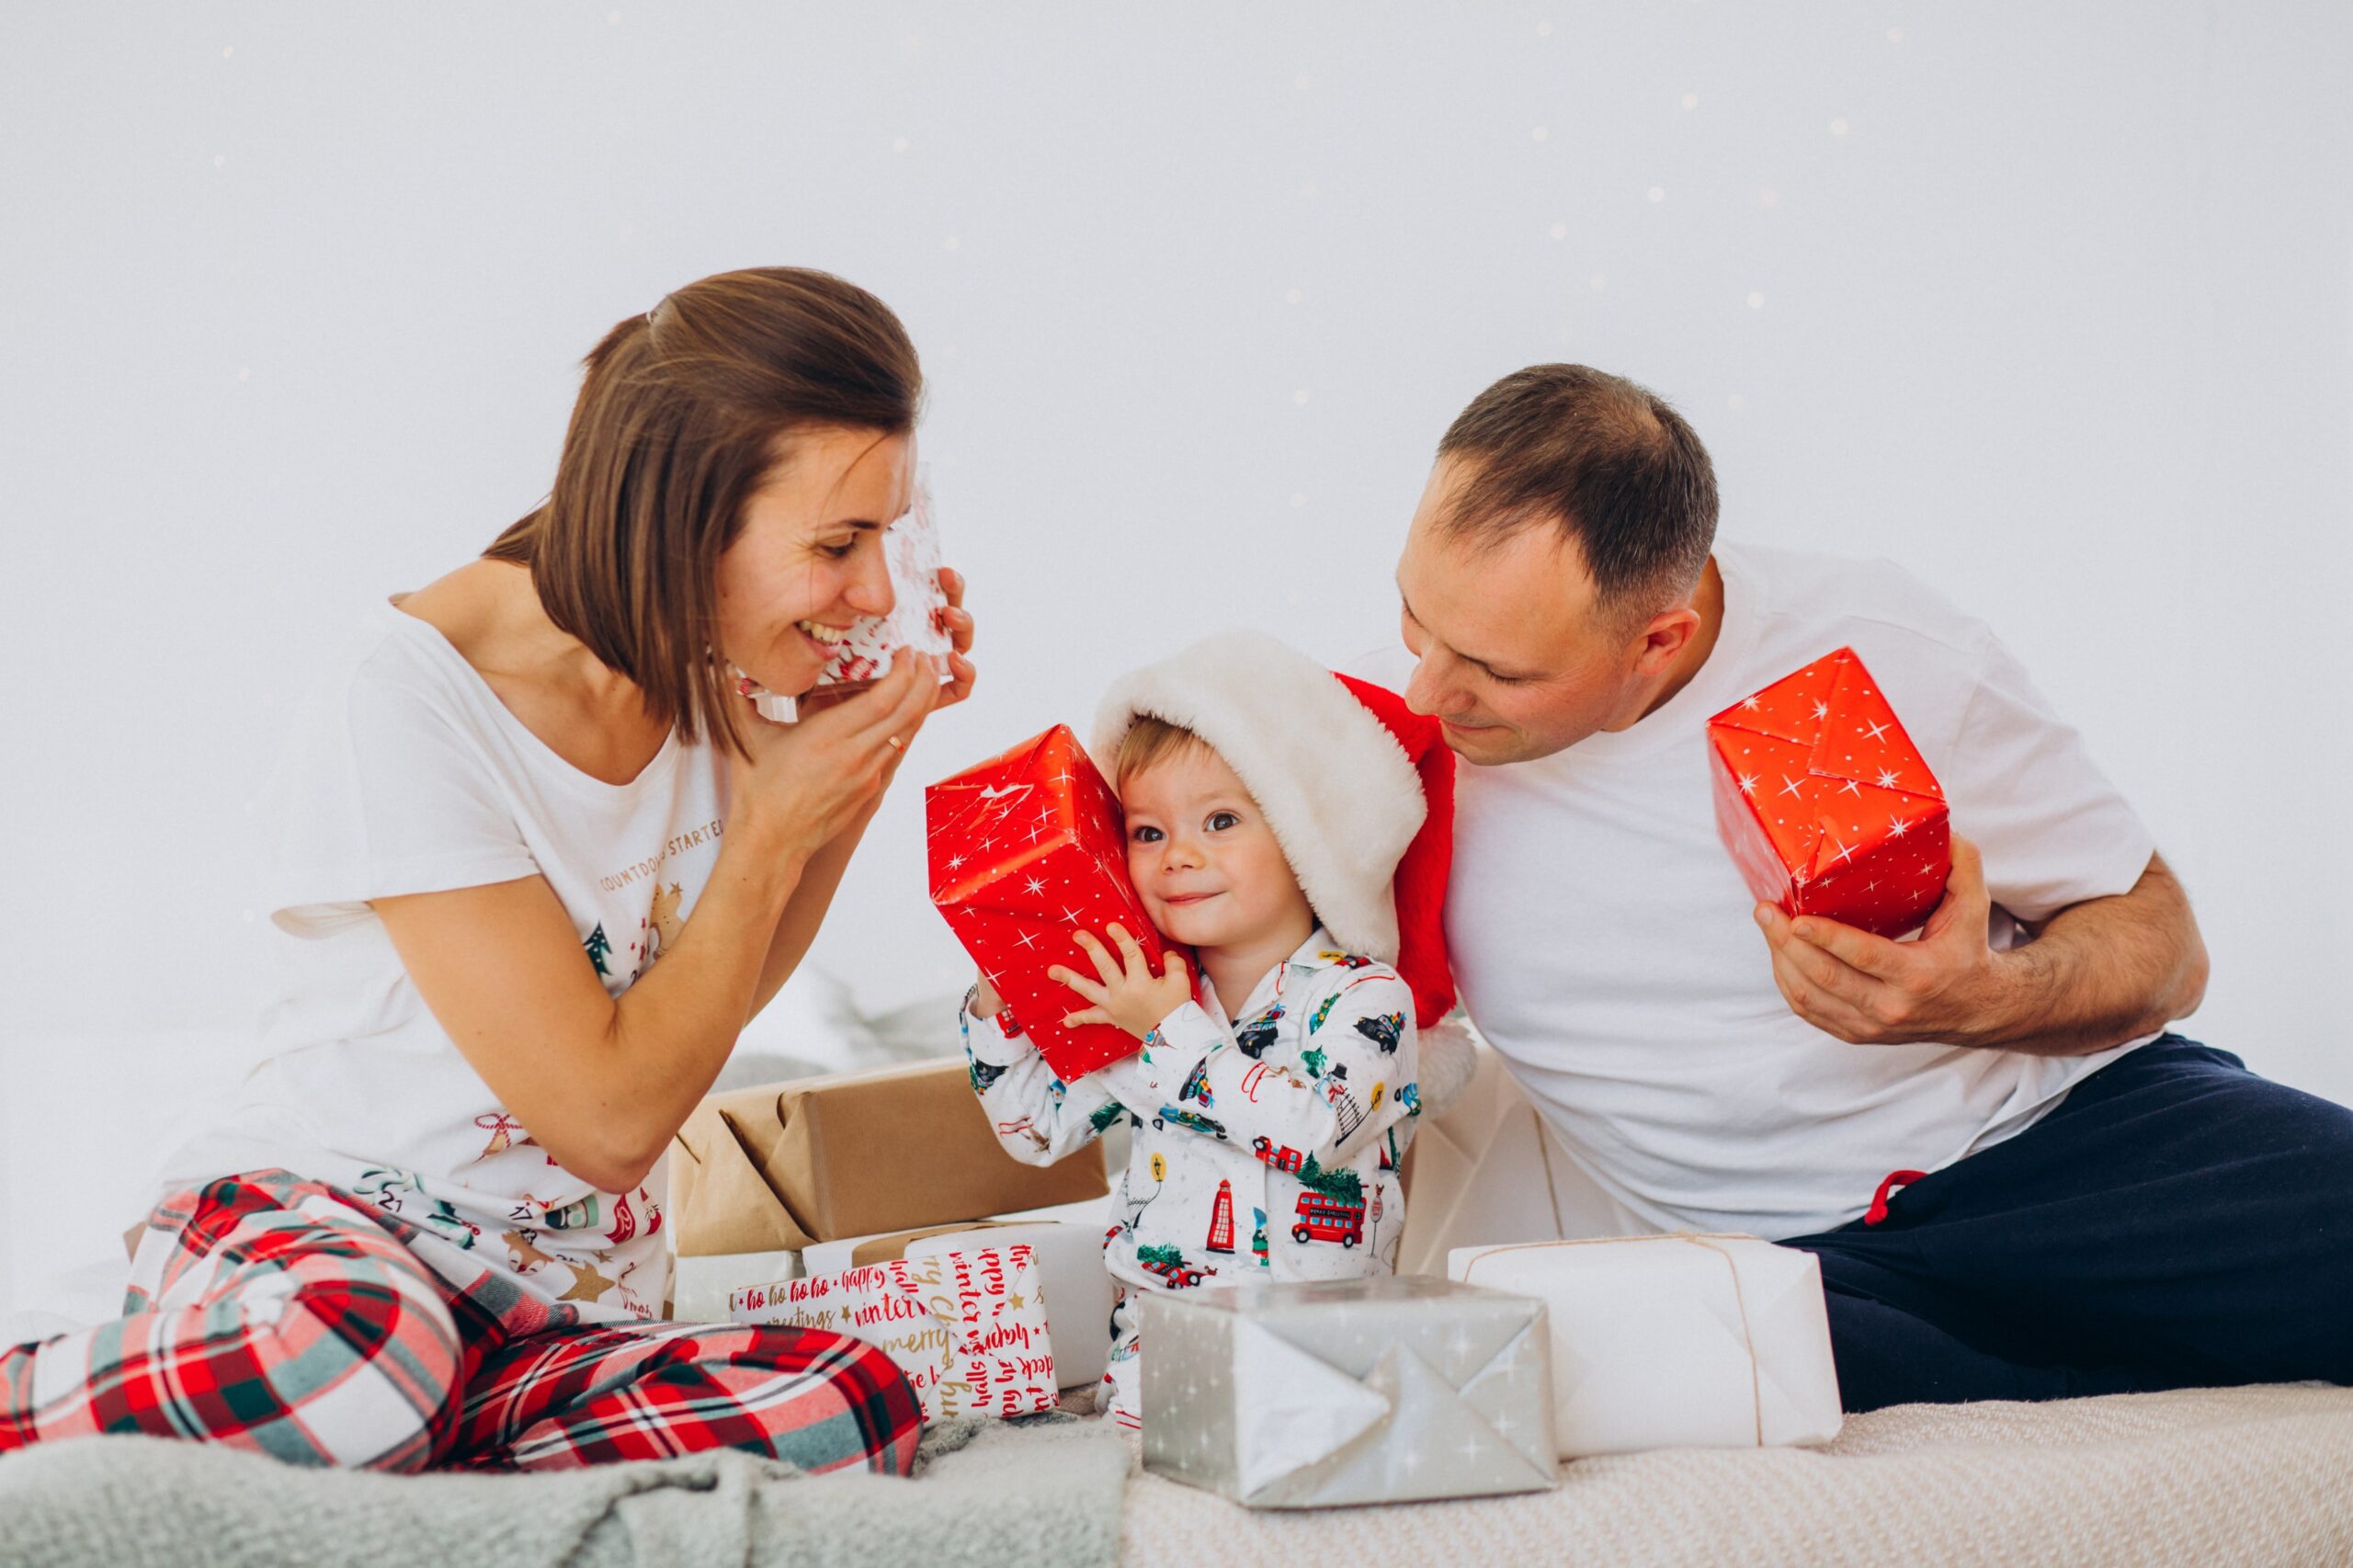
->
xmin=1112 ymin=715 xmax=1219 ymax=789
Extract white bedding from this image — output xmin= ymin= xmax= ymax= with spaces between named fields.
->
xmin=1121 ymin=1382 xmax=2353 ymax=1566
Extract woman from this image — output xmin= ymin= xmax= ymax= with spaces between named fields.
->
xmin=0 ymin=268 xmax=972 ymax=1473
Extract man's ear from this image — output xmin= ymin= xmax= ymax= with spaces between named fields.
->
xmin=1630 ymin=604 xmax=1701 ymax=676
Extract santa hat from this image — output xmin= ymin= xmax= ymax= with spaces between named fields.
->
xmin=1089 ymin=631 xmax=1457 ymax=1028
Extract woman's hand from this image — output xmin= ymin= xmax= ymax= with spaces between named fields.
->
xmin=933 ymin=566 xmax=978 ymax=710
xmin=1049 ymin=924 xmax=1191 ymax=1040
xmin=725 ymin=650 xmax=943 ymax=867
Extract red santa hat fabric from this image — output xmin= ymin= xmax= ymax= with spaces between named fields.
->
xmin=1089 ymin=631 xmax=1457 ymax=1028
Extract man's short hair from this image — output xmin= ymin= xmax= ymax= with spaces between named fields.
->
xmin=1435 ymin=364 xmax=1720 ymax=623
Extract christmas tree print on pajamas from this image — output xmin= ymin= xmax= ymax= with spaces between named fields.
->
xmin=961 ymin=927 xmax=1419 ymax=1426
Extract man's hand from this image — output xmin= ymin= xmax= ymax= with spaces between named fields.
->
xmin=1048 ymin=925 xmax=1191 ymax=1040
xmin=1756 ymin=834 xmax=2021 ymax=1048
xmin=1756 ymin=835 xmax=2208 ymax=1055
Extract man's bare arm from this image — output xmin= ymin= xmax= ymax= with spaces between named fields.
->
xmin=1757 ymin=839 xmax=2209 ymax=1056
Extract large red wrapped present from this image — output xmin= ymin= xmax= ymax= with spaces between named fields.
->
xmin=1706 ymin=647 xmax=1951 ymax=939
xmin=927 ymin=725 xmax=1191 ymax=1081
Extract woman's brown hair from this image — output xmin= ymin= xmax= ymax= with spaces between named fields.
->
xmin=485 ymin=267 xmax=922 ymax=756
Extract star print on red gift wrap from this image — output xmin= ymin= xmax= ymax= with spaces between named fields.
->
xmin=926 ymin=725 xmax=1199 ymax=1080
xmin=1706 ymin=647 xmax=1952 ymax=939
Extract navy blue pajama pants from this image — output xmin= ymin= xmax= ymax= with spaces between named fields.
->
xmin=1779 ymin=1036 xmax=2353 ymax=1412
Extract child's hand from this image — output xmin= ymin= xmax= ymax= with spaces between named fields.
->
xmin=970 ymin=971 xmax=1005 ymax=1018
xmin=1049 ymin=925 xmax=1190 ymax=1040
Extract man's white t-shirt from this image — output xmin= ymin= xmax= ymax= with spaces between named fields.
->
xmin=159 ymin=600 xmax=730 ymax=1322
xmin=1353 ymin=540 xmax=2159 ymax=1241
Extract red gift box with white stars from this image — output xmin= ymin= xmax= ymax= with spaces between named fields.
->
xmin=1705 ymin=646 xmax=1952 ymax=939
xmin=927 ymin=725 xmax=1191 ymax=1081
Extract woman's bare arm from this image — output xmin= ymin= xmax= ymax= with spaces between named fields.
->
xmin=373 ymin=826 xmax=806 ymax=1195
xmin=372 ymin=657 xmax=944 ymax=1194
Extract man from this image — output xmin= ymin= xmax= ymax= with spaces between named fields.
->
xmin=1358 ymin=364 xmax=2351 ymax=1410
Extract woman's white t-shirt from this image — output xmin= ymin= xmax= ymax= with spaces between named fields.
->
xmin=1352 ymin=540 xmax=2159 ymax=1241
xmin=159 ymin=600 xmax=730 ymax=1323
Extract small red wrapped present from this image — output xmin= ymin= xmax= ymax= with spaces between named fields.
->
xmin=927 ymin=725 xmax=1190 ymax=1081
xmin=1706 ymin=647 xmax=1951 ymax=939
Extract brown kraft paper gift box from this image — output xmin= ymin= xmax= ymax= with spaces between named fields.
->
xmin=668 ymin=1058 xmax=1108 ymax=1256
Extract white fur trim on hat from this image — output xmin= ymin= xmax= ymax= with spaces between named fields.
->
xmin=1089 ymin=631 xmax=1427 ymax=961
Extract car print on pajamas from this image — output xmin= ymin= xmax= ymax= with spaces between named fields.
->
xmin=1234 ymin=1004 xmax=1285 ymax=1058
xmin=1153 ymin=1105 xmax=1228 ymax=1140
xmin=1177 ymin=1059 xmax=1215 ymax=1108
xmin=1251 ymin=1134 xmax=1306 ymax=1173
xmin=1135 ymin=1243 xmax=1216 ymax=1288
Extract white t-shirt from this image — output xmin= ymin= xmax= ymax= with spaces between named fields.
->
xmin=159 ymin=600 xmax=730 ymax=1322
xmin=1351 ymin=540 xmax=2158 ymax=1240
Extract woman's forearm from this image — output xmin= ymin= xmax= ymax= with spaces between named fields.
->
xmin=586 ymin=825 xmax=810 ymax=1186
xmin=744 ymin=798 xmax=878 ymax=1020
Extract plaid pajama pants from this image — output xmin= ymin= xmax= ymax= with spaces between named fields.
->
xmin=0 ymin=1170 xmax=924 ymax=1473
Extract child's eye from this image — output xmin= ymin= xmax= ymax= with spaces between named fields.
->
xmin=1131 ymin=825 xmax=1164 ymax=844
xmin=1207 ymin=811 xmax=1241 ymax=832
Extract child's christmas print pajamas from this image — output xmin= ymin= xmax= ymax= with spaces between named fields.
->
xmin=963 ymin=926 xmax=1420 ymax=1426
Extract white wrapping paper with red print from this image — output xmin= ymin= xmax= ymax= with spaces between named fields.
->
xmin=813 ymin=481 xmax=952 ymax=687
xmin=1706 ymin=645 xmax=1951 ymax=938
xmin=727 ymin=1244 xmax=1058 ymax=1422
xmin=738 ymin=479 xmax=955 ymax=722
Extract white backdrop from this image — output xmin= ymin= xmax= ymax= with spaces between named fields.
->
xmin=4 ymin=4 xmax=2348 ymax=1312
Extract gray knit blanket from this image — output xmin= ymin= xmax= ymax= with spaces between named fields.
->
xmin=0 ymin=1412 xmax=1128 ymax=1568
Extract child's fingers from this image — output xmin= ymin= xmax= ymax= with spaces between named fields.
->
xmin=1106 ymin=923 xmax=1149 ymax=977
xmin=1160 ymin=948 xmax=1189 ymax=984
xmin=1071 ymin=930 xmax=1124 ymax=987
xmin=1046 ymin=964 xmax=1108 ymax=1006
xmin=1062 ymin=1007 xmax=1112 ymax=1029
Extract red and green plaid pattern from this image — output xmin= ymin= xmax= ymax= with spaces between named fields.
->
xmin=1 ymin=1170 xmax=922 ymax=1474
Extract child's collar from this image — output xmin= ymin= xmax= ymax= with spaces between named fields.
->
xmin=1202 ymin=924 xmax=1343 ymax=1025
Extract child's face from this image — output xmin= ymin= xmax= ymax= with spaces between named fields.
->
xmin=1120 ymin=744 xmax=1313 ymax=952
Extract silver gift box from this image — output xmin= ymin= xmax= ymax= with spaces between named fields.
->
xmin=1141 ymin=1275 xmax=1559 ymax=1508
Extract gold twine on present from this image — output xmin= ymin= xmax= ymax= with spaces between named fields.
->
xmin=1456 ymin=1233 xmax=1767 ymax=1448
xmin=1529 ymin=1104 xmax=1569 ymax=1240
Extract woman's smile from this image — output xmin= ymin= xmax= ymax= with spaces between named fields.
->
xmin=794 ymin=619 xmax=851 ymax=657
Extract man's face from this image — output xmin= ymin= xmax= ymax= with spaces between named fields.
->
xmin=1393 ymin=457 xmax=1655 ymax=767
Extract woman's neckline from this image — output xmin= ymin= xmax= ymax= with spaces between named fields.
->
xmin=381 ymin=596 xmax=680 ymax=793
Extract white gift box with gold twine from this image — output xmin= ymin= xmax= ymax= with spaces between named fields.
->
xmin=1449 ymin=1234 xmax=1843 ymax=1458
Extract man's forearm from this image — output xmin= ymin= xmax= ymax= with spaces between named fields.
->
xmin=1981 ymin=854 xmax=2210 ymax=1056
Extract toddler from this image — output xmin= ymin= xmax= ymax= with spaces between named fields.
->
xmin=961 ymin=631 xmax=1455 ymax=1426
